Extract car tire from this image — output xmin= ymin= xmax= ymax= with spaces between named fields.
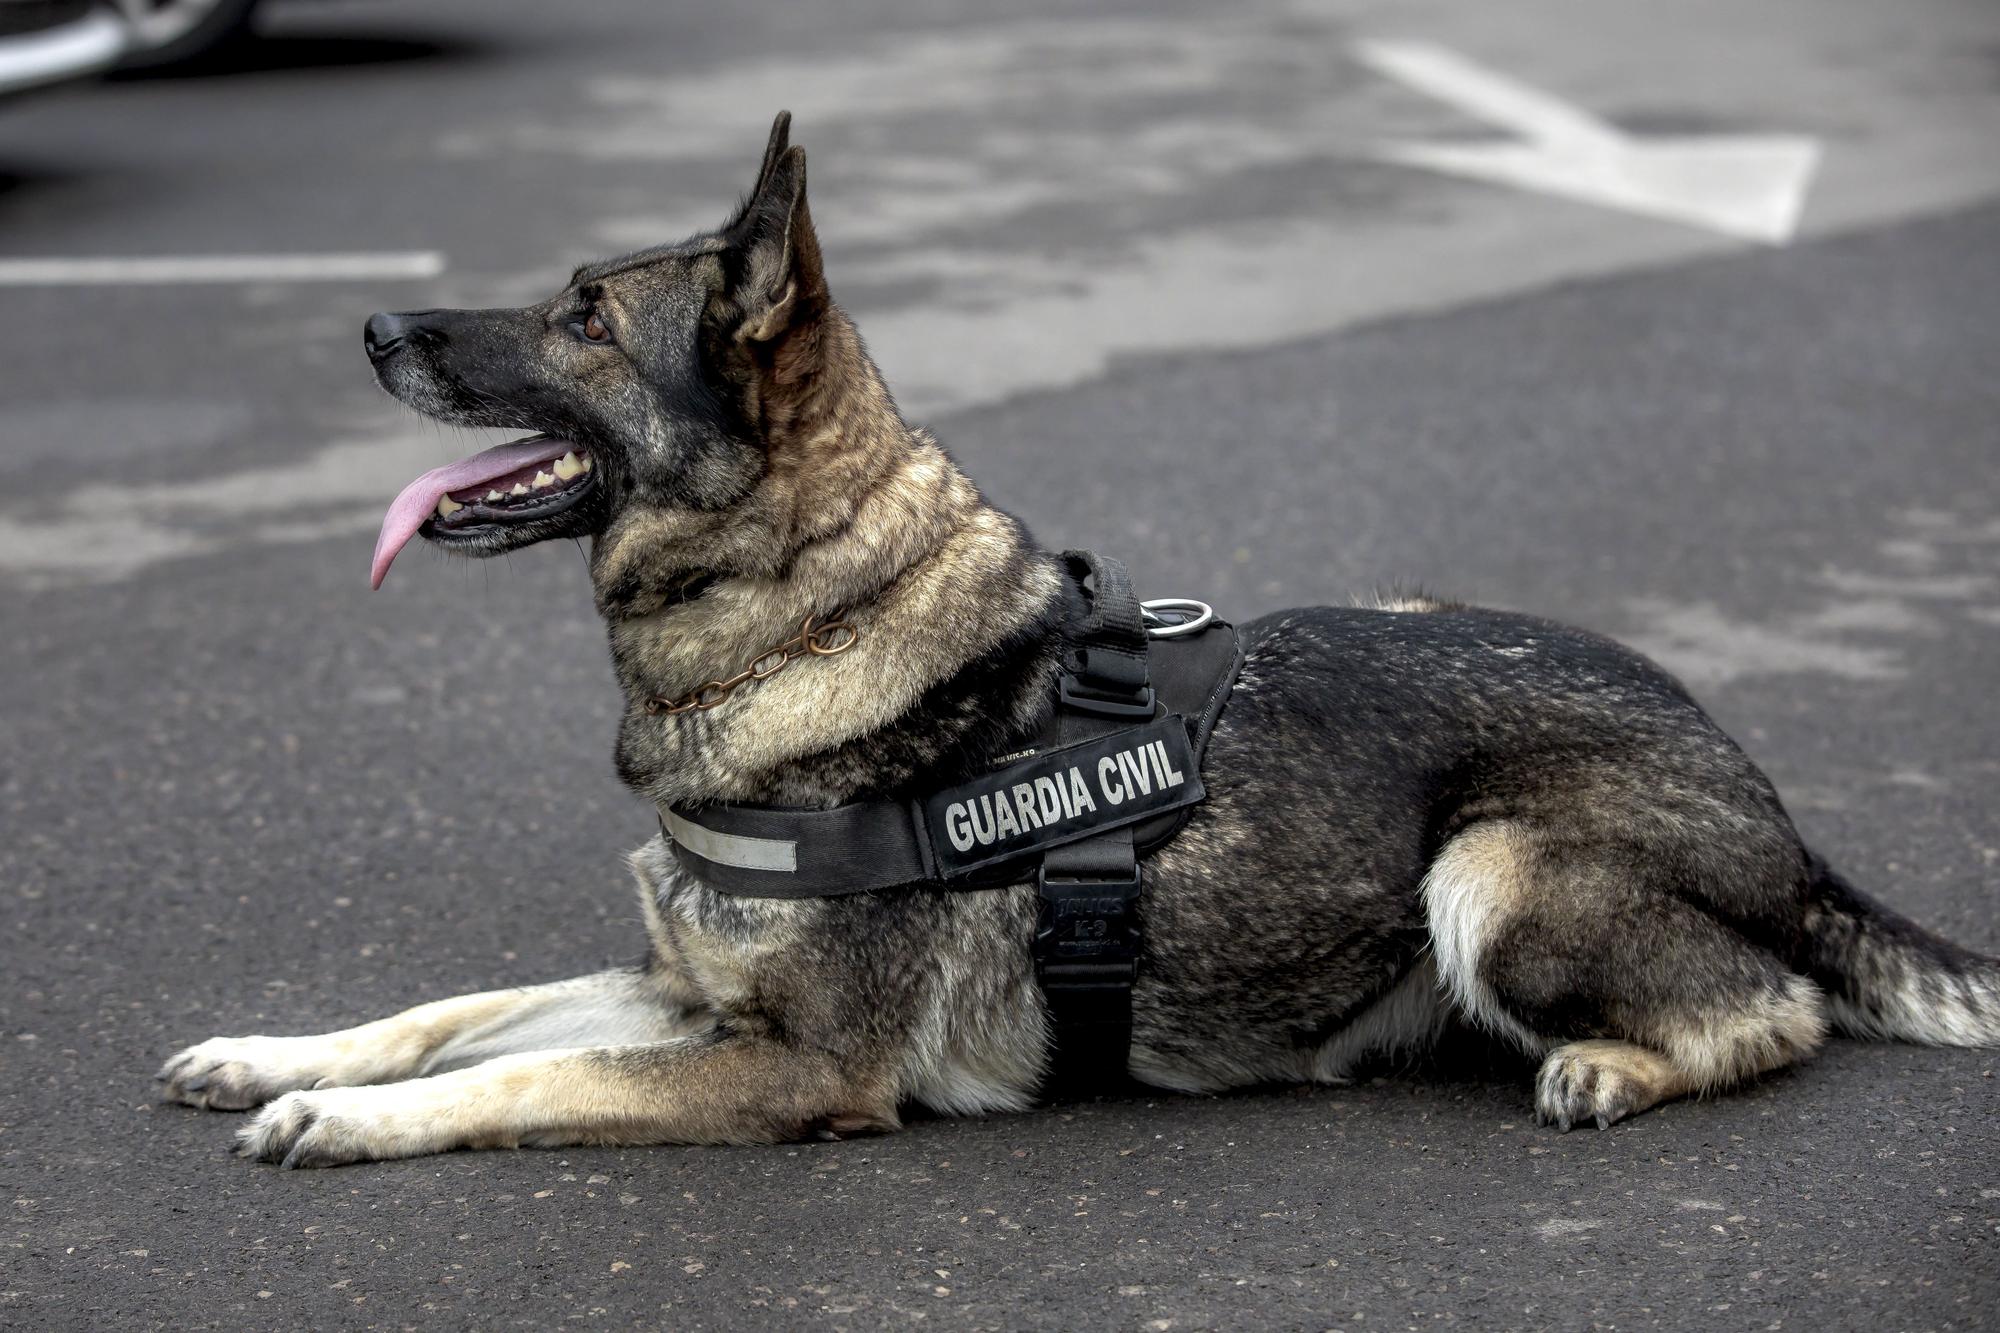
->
xmin=113 ymin=0 xmax=261 ymax=71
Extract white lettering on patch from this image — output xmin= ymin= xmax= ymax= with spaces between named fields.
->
xmin=933 ymin=727 xmax=1195 ymax=860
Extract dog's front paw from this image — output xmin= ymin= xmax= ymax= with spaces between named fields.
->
xmin=235 ymin=1081 xmax=465 ymax=1168
xmin=157 ymin=1035 xmax=344 ymax=1110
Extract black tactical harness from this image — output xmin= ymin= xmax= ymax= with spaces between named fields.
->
xmin=658 ymin=552 xmax=1241 ymax=1093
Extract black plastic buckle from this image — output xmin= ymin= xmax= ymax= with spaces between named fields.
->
xmin=1033 ymin=864 xmax=1143 ymax=983
xmin=1057 ymin=673 xmax=1157 ymax=720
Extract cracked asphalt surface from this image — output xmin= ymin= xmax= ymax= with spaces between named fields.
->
xmin=3 ymin=0 xmax=1997 ymax=1327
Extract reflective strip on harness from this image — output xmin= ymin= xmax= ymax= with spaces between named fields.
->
xmin=662 ymin=808 xmax=797 ymax=873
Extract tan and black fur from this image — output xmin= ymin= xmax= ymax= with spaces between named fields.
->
xmin=158 ymin=114 xmax=2000 ymax=1167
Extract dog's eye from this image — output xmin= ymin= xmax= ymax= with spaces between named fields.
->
xmin=575 ymin=312 xmax=612 ymax=344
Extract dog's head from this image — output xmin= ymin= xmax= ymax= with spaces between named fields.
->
xmin=366 ymin=111 xmax=835 ymax=591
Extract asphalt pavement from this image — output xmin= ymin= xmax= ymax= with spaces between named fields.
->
xmin=3 ymin=0 xmax=1998 ymax=1328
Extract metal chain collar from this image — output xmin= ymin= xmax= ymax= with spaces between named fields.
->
xmin=644 ymin=609 xmax=859 ymax=716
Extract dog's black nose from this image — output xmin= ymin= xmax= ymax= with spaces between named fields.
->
xmin=364 ymin=311 xmax=408 ymax=361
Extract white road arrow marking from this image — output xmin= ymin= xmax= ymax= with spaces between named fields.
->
xmin=1355 ymin=39 xmax=1821 ymax=245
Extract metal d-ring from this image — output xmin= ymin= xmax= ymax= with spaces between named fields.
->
xmin=1141 ymin=597 xmax=1214 ymax=639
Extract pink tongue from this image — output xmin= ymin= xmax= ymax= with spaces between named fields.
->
xmin=370 ymin=436 xmax=576 ymax=589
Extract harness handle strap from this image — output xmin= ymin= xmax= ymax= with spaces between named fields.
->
xmin=1060 ymin=550 xmax=1152 ymax=710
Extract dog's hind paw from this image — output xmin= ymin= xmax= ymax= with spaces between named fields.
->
xmin=156 ymin=1035 xmax=341 ymax=1111
xmin=1533 ymin=1040 xmax=1692 ymax=1132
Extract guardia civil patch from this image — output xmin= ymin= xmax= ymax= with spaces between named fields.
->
xmin=923 ymin=715 xmax=1205 ymax=877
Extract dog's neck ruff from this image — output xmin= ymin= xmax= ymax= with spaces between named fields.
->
xmin=657 ymin=551 xmax=1243 ymax=1093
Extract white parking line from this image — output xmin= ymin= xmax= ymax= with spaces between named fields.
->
xmin=0 ymin=253 xmax=447 ymax=286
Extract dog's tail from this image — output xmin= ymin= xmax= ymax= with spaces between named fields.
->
xmin=1799 ymin=850 xmax=2000 ymax=1045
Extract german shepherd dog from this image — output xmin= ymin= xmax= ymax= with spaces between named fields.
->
xmin=159 ymin=114 xmax=2000 ymax=1168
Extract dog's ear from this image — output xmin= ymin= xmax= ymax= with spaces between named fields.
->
xmin=725 ymin=131 xmax=825 ymax=346
xmin=726 ymin=110 xmax=792 ymax=233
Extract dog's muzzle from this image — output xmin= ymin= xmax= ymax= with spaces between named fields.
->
xmin=364 ymin=311 xmax=440 ymax=364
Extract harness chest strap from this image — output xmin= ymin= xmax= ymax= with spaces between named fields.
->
xmin=661 ymin=711 xmax=1208 ymax=890
xmin=658 ymin=552 xmax=1243 ymax=1093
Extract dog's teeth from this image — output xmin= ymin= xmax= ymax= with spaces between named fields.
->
xmin=553 ymin=452 xmax=582 ymax=481
xmin=436 ymin=496 xmax=463 ymax=517
xmin=578 ymin=454 xmax=592 ymax=472
xmin=485 ymin=490 xmax=504 ymax=502
xmin=510 ymin=483 xmax=529 ymax=496
xmin=532 ymin=471 xmax=556 ymax=489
